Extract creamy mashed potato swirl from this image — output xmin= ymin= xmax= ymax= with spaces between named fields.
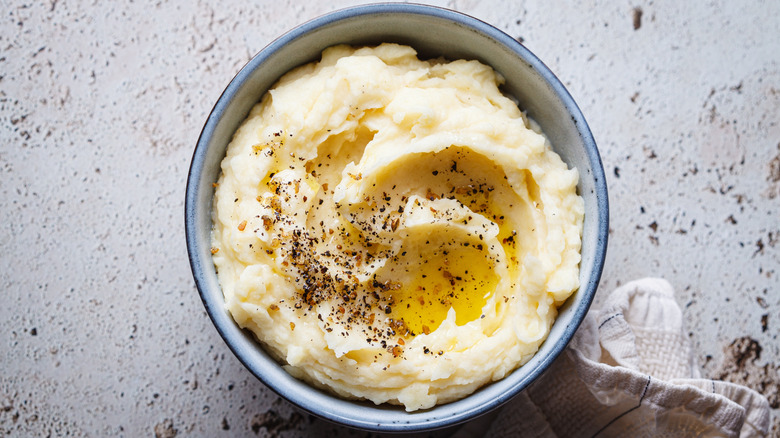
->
xmin=212 ymin=44 xmax=584 ymax=411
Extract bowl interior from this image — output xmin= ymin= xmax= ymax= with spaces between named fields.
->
xmin=185 ymin=3 xmax=608 ymax=432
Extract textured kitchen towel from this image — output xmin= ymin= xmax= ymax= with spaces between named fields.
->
xmin=478 ymin=278 xmax=771 ymax=437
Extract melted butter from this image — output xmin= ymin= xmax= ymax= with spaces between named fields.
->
xmin=344 ymin=347 xmax=384 ymax=363
xmin=387 ymin=242 xmax=498 ymax=336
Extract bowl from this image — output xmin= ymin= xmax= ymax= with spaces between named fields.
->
xmin=185 ymin=3 xmax=608 ymax=432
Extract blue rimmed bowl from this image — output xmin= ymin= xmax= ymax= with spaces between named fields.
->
xmin=185 ymin=3 xmax=608 ymax=433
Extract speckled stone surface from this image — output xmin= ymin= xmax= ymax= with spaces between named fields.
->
xmin=1 ymin=0 xmax=778 ymax=436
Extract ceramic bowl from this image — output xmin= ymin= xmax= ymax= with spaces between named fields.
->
xmin=185 ymin=3 xmax=608 ymax=432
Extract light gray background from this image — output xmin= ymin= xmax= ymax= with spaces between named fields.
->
xmin=1 ymin=0 xmax=778 ymax=436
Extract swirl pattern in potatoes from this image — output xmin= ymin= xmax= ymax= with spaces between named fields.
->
xmin=211 ymin=43 xmax=583 ymax=411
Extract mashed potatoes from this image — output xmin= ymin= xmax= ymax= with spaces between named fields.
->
xmin=211 ymin=44 xmax=583 ymax=411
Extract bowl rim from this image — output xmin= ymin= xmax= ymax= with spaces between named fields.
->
xmin=185 ymin=2 xmax=608 ymax=432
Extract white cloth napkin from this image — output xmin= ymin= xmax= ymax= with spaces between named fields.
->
xmin=457 ymin=278 xmax=771 ymax=437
